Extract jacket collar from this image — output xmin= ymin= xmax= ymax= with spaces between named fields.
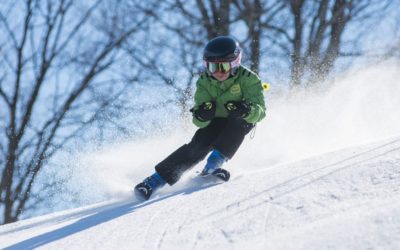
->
xmin=207 ymin=67 xmax=242 ymax=90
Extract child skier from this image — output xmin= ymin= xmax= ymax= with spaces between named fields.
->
xmin=134 ymin=36 xmax=266 ymax=200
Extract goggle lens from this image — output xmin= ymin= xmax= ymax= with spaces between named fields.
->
xmin=207 ymin=62 xmax=231 ymax=73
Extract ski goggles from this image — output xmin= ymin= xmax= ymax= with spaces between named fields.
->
xmin=205 ymin=62 xmax=231 ymax=74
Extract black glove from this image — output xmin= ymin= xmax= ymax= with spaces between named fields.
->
xmin=190 ymin=101 xmax=216 ymax=122
xmin=224 ymin=101 xmax=251 ymax=118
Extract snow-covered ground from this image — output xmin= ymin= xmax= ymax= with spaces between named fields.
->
xmin=1 ymin=135 xmax=400 ymax=250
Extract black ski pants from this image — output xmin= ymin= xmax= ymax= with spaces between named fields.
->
xmin=155 ymin=117 xmax=254 ymax=185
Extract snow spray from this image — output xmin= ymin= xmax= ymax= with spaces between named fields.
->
xmin=64 ymin=61 xmax=400 ymax=206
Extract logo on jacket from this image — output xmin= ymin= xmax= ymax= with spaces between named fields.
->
xmin=230 ymin=84 xmax=241 ymax=95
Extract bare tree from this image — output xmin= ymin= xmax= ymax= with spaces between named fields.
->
xmin=0 ymin=0 xmax=149 ymax=224
xmin=261 ymin=0 xmax=391 ymax=86
xmin=198 ymin=0 xmax=231 ymax=38
xmin=117 ymin=0 xmax=219 ymax=118
xmin=134 ymin=0 xmax=394 ymax=92
xmin=231 ymin=0 xmax=285 ymax=73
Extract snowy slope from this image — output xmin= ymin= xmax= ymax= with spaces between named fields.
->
xmin=1 ymin=136 xmax=400 ymax=250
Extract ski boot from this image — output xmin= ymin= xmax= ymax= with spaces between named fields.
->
xmin=200 ymin=150 xmax=230 ymax=182
xmin=134 ymin=172 xmax=166 ymax=201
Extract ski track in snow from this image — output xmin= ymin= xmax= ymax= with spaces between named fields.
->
xmin=181 ymin=138 xmax=400 ymax=228
xmin=1 ymin=136 xmax=400 ymax=249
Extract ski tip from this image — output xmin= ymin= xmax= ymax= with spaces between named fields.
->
xmin=212 ymin=168 xmax=230 ymax=182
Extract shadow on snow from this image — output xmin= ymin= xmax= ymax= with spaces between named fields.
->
xmin=3 ymin=181 xmax=221 ymax=250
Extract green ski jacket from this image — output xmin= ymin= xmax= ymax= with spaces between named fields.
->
xmin=192 ymin=65 xmax=266 ymax=128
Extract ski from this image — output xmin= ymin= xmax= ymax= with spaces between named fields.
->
xmin=198 ymin=168 xmax=230 ymax=182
